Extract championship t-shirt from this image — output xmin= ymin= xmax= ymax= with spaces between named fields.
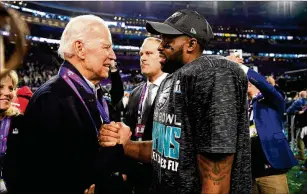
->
xmin=150 ymin=55 xmax=251 ymax=194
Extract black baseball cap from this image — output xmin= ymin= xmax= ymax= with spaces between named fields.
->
xmin=146 ymin=9 xmax=214 ymax=46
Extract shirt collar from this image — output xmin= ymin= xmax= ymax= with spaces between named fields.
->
xmin=82 ymin=76 xmax=96 ymax=91
xmin=147 ymin=73 xmax=168 ymax=87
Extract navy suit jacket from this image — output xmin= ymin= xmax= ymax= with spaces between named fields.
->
xmin=286 ymin=98 xmax=307 ymax=115
xmin=248 ymin=69 xmax=298 ymax=169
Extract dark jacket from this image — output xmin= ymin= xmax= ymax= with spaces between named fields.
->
xmin=2 ymin=114 xmax=24 ymax=192
xmin=286 ymin=98 xmax=307 ymax=115
xmin=124 ymin=82 xmax=156 ymax=194
xmin=14 ymin=61 xmax=125 ymax=194
xmin=125 ymin=82 xmax=155 ymax=141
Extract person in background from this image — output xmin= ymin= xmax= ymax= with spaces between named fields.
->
xmin=287 ymin=91 xmax=307 ymax=115
xmin=298 ymin=104 xmax=307 ymax=171
xmin=12 ymin=86 xmax=33 ymax=114
xmin=287 ymin=90 xmax=307 ymax=161
xmin=124 ymin=37 xmax=168 ymax=194
xmin=0 ymin=70 xmax=24 ymax=193
xmin=266 ymin=75 xmax=286 ymax=100
xmin=228 ymin=55 xmax=297 ymax=194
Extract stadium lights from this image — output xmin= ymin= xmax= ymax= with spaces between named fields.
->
xmin=0 ymin=30 xmax=141 ymax=51
xmin=4 ymin=2 xmax=306 ymax=42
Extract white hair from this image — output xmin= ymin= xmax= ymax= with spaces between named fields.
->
xmin=58 ymin=15 xmax=109 ymax=59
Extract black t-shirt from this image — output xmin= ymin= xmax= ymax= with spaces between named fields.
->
xmin=150 ymin=55 xmax=251 ymax=194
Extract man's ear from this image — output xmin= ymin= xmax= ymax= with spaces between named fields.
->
xmin=74 ymin=40 xmax=86 ymax=60
xmin=187 ymin=38 xmax=197 ymax=52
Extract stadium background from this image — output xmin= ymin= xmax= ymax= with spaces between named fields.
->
xmin=2 ymin=1 xmax=307 ymax=193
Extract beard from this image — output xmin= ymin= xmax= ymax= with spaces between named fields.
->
xmin=161 ymin=48 xmax=184 ymax=74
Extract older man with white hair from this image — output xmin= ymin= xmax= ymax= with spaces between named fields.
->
xmin=14 ymin=15 xmax=127 ymax=194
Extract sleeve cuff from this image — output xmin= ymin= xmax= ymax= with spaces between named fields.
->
xmin=240 ymin=64 xmax=249 ymax=74
xmin=199 ymin=147 xmax=236 ymax=154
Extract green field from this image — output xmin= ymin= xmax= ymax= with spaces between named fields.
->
xmin=287 ymin=160 xmax=307 ymax=194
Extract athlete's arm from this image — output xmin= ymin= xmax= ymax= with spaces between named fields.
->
xmin=124 ymin=140 xmax=152 ymax=163
xmin=197 ymin=153 xmax=234 ymax=194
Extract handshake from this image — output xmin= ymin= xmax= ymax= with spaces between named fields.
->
xmin=98 ymin=121 xmax=132 ymax=147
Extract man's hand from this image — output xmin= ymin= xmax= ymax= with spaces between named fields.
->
xmin=117 ymin=122 xmax=132 ymax=146
xmin=99 ymin=121 xmax=131 ymax=147
xmin=226 ymin=54 xmax=244 ymax=64
xmin=266 ymin=76 xmax=276 ymax=86
xmin=84 ymin=184 xmax=95 ymax=194
xmin=298 ymin=110 xmax=305 ymax=114
xmin=110 ymin=61 xmax=118 ymax=72
xmin=99 ymin=121 xmax=120 ymax=147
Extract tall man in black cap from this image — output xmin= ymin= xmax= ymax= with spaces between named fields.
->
xmin=100 ymin=9 xmax=251 ymax=194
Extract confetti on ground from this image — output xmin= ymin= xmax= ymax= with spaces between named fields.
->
xmin=287 ymin=161 xmax=307 ymax=194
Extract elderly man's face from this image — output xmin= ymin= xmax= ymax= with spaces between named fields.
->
xmin=82 ymin=25 xmax=116 ymax=81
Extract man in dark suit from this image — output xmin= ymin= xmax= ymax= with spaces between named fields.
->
xmin=124 ymin=37 xmax=167 ymax=194
xmin=15 ymin=15 xmax=126 ymax=194
xmin=287 ymin=90 xmax=307 ymax=161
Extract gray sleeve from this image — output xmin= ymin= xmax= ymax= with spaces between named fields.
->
xmin=190 ymin=67 xmax=244 ymax=154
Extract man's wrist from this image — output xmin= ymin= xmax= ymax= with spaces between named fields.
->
xmin=239 ymin=64 xmax=249 ymax=74
xmin=110 ymin=63 xmax=119 ymax=72
xmin=122 ymin=140 xmax=131 ymax=155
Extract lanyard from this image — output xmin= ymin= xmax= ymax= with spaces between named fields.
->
xmin=248 ymin=92 xmax=262 ymax=120
xmin=0 ymin=117 xmax=11 ymax=156
xmin=137 ymin=83 xmax=148 ymax=120
xmin=59 ymin=66 xmax=110 ymax=134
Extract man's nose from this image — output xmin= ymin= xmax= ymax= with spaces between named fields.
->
xmin=140 ymin=55 xmax=147 ymax=62
xmin=109 ymin=49 xmax=116 ymax=60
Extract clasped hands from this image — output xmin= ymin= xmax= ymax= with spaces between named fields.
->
xmin=98 ymin=121 xmax=132 ymax=147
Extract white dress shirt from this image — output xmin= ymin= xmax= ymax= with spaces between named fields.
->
xmin=83 ymin=76 xmax=104 ymax=123
xmin=141 ymin=73 xmax=168 ymax=113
